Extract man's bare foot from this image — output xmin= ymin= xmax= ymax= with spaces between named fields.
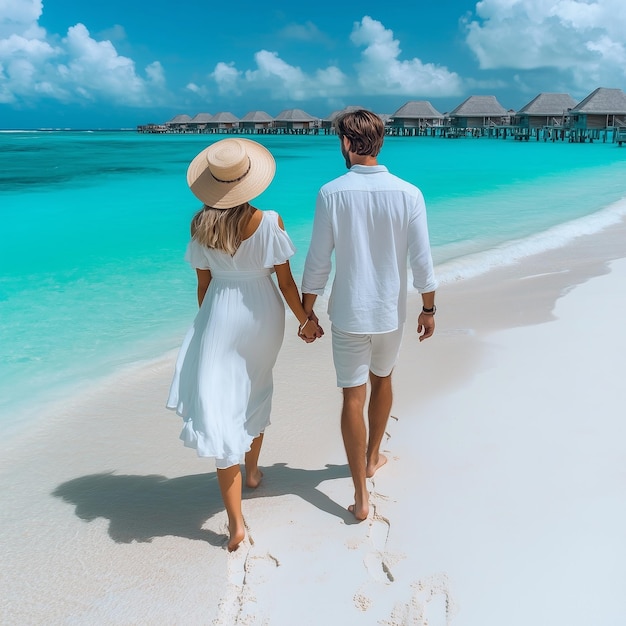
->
xmin=348 ymin=488 xmax=369 ymax=521
xmin=366 ymin=453 xmax=387 ymax=478
xmin=227 ymin=520 xmax=246 ymax=552
xmin=348 ymin=502 xmax=369 ymax=521
xmin=245 ymin=468 xmax=263 ymax=489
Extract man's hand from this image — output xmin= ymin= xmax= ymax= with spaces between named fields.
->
xmin=308 ymin=310 xmax=324 ymax=338
xmin=417 ymin=312 xmax=435 ymax=342
xmin=298 ymin=310 xmax=324 ymax=343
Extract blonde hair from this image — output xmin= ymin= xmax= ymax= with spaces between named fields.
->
xmin=191 ymin=202 xmax=254 ymax=255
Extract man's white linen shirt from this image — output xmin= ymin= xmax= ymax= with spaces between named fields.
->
xmin=302 ymin=164 xmax=438 ymax=334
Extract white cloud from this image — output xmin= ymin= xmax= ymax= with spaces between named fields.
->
xmin=145 ymin=61 xmax=165 ymax=88
xmin=186 ymin=82 xmax=207 ymax=97
xmin=207 ymin=50 xmax=348 ymax=101
xmin=203 ymin=17 xmax=463 ymax=104
xmin=279 ymin=21 xmax=328 ymax=44
xmin=465 ymin=0 xmax=626 ymax=88
xmin=0 ymin=32 xmax=58 ymax=61
xmin=96 ymin=24 xmax=128 ymax=44
xmin=350 ymin=16 xmax=463 ymax=97
xmin=0 ymin=0 xmax=45 ymax=38
xmin=0 ymin=0 xmax=167 ymax=106
xmin=212 ymin=61 xmax=242 ymax=96
xmin=244 ymin=50 xmax=313 ymax=100
xmin=63 ymin=24 xmax=146 ymax=102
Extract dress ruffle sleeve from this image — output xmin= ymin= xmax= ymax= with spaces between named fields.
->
xmin=262 ymin=211 xmax=296 ymax=268
xmin=184 ymin=238 xmax=210 ymax=270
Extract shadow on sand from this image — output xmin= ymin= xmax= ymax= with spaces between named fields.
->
xmin=52 ymin=463 xmax=352 ymax=547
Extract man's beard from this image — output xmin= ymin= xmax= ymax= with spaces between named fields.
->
xmin=341 ymin=143 xmax=351 ymax=169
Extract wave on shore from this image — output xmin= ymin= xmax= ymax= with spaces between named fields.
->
xmin=434 ymin=196 xmax=626 ymax=283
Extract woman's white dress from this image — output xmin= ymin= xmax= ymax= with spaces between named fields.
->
xmin=166 ymin=211 xmax=295 ymax=468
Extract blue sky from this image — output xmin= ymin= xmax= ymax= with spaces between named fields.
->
xmin=1 ymin=0 xmax=625 ymax=128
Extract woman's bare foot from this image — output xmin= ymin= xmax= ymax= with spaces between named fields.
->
xmin=366 ymin=452 xmax=387 ymax=478
xmin=227 ymin=519 xmax=246 ymax=552
xmin=245 ymin=468 xmax=263 ymax=489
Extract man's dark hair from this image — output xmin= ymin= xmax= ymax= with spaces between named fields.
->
xmin=335 ymin=109 xmax=385 ymax=156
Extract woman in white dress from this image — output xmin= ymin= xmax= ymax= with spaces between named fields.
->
xmin=167 ymin=138 xmax=321 ymax=551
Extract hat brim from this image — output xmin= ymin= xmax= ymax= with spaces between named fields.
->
xmin=187 ymin=138 xmax=276 ymax=209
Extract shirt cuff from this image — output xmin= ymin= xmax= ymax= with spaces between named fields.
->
xmin=301 ymin=286 xmax=326 ymax=296
xmin=413 ymin=278 xmax=438 ymax=293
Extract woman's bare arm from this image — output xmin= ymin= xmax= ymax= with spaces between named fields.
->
xmin=196 ymin=269 xmax=212 ymax=307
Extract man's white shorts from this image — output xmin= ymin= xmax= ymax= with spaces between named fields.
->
xmin=331 ymin=324 xmax=404 ymax=388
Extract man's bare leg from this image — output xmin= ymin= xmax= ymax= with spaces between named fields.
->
xmin=216 ymin=465 xmax=245 ymax=551
xmin=244 ymin=433 xmax=264 ymax=488
xmin=366 ymin=372 xmax=393 ymax=478
xmin=341 ymin=384 xmax=369 ymax=520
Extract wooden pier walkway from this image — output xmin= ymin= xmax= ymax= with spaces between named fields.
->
xmin=137 ymin=123 xmax=626 ymax=144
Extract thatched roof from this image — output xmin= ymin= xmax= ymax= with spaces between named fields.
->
xmin=240 ymin=111 xmax=273 ymax=122
xmin=517 ymin=93 xmax=576 ymax=115
xmin=391 ymin=101 xmax=443 ymax=119
xmin=210 ymin=112 xmax=239 ymax=122
xmin=189 ymin=113 xmax=212 ymax=123
xmin=324 ymin=105 xmax=367 ymax=122
xmin=166 ymin=114 xmax=192 ymax=124
xmin=274 ymin=108 xmax=318 ymax=122
xmin=572 ymin=88 xmax=626 ymax=114
xmin=449 ymin=96 xmax=507 ymax=117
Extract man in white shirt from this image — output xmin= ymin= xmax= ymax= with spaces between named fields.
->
xmin=301 ymin=109 xmax=438 ymax=521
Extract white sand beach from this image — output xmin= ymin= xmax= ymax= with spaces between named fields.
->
xmin=1 ymin=219 xmax=626 ymax=625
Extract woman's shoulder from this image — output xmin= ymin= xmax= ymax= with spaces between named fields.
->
xmin=260 ymin=209 xmax=284 ymax=229
xmin=259 ymin=208 xmax=279 ymax=220
xmin=241 ymin=208 xmax=263 ymax=239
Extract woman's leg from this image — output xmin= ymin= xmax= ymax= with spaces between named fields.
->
xmin=244 ymin=433 xmax=264 ymax=488
xmin=216 ymin=465 xmax=245 ymax=551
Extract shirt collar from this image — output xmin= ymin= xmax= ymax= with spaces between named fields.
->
xmin=349 ymin=164 xmax=388 ymax=174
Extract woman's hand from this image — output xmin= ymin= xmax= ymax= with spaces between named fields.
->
xmin=298 ymin=316 xmax=322 ymax=343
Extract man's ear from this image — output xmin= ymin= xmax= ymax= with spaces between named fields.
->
xmin=342 ymin=135 xmax=352 ymax=152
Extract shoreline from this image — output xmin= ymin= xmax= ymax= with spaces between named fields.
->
xmin=3 ymin=199 xmax=626 ymax=443
xmin=2 ymin=212 xmax=626 ymax=623
xmin=433 ymin=196 xmax=626 ymax=284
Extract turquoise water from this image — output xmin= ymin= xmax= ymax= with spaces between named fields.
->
xmin=1 ymin=131 xmax=626 ymax=430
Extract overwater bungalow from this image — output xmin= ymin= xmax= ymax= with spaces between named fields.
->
xmin=274 ymin=108 xmax=320 ymax=133
xmin=137 ymin=86 xmax=625 ymax=144
xmin=513 ymin=93 xmax=576 ymax=141
xmin=447 ymin=96 xmax=508 ymax=136
xmin=137 ymin=123 xmax=167 ymax=134
xmin=165 ymin=114 xmax=192 ymax=133
xmin=207 ymin=112 xmax=239 ymax=133
xmin=188 ymin=113 xmax=213 ymax=133
xmin=239 ymin=111 xmax=273 ymax=133
xmin=321 ymin=105 xmax=366 ymax=133
xmin=389 ymin=101 xmax=444 ymax=136
xmin=568 ymin=87 xmax=626 ymax=143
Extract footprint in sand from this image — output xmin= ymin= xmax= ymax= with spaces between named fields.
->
xmin=213 ymin=547 xmax=249 ymax=625
xmin=363 ymin=509 xmax=394 ymax=584
xmin=386 ymin=573 xmax=459 ymax=626
xmin=360 ymin=417 xmax=396 ymax=587
xmin=215 ymin=542 xmax=280 ymax=625
xmin=212 ymin=514 xmax=278 ymax=625
xmin=353 ymin=415 xmax=398 ymax=609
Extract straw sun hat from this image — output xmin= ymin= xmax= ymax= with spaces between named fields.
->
xmin=186 ymin=138 xmax=276 ymax=209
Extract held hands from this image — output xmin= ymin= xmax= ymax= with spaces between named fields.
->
xmin=298 ymin=310 xmax=324 ymax=343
